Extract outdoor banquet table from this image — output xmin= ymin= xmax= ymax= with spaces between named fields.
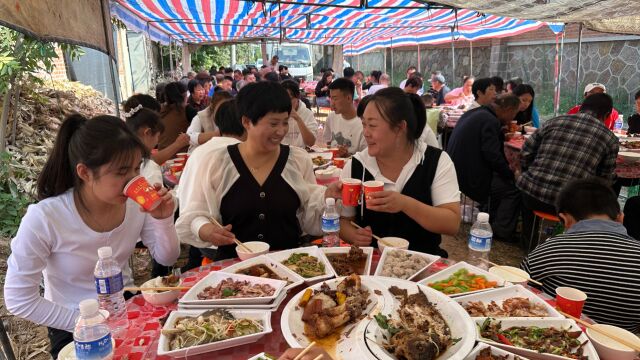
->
xmin=114 ymin=249 xmax=594 ymax=360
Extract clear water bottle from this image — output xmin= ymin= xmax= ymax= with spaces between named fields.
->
xmin=74 ymin=299 xmax=113 ymax=360
xmin=322 ymin=198 xmax=340 ymax=247
xmin=468 ymin=212 xmax=492 ymax=270
xmin=94 ymin=246 xmax=128 ymax=336
xmin=614 ymin=114 xmax=624 ymax=133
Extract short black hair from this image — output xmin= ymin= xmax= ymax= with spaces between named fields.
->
xmin=278 ymin=65 xmax=286 ymax=72
xmin=242 ymin=68 xmax=251 ymax=76
xmin=328 ymin=77 xmax=355 ymax=98
xmin=635 ymin=89 xmax=640 ymax=100
xmin=224 ymin=67 xmax=233 ymax=73
xmin=343 ymin=67 xmax=355 ymax=78
xmin=406 ymin=65 xmax=417 ymax=72
xmin=223 ymin=76 xmax=233 ymax=82
xmin=370 ymin=70 xmax=382 ymax=82
xmin=580 ymin=93 xmax=613 ymax=120
xmin=556 ymin=177 xmax=620 ymax=221
xmin=188 ymin=79 xmax=204 ymax=94
xmin=421 ymin=94 xmax=434 ymax=108
xmin=280 ymin=79 xmax=300 ymax=98
xmin=406 ymin=76 xmax=423 ymax=89
xmin=214 ymin=99 xmax=244 ymax=137
xmin=472 ymin=78 xmax=494 ymax=99
xmin=236 ymin=82 xmax=292 ymax=124
xmin=264 ymin=71 xmax=280 ymax=82
xmin=491 ymin=76 xmax=504 ymax=92
xmin=357 ymin=95 xmax=372 ymax=118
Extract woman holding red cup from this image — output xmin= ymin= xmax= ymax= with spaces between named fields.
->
xmin=4 ymin=115 xmax=180 ymax=359
xmin=339 ymin=89 xmax=461 ymax=257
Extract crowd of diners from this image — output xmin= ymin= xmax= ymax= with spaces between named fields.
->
xmin=4 ymin=58 xmax=640 ymax=358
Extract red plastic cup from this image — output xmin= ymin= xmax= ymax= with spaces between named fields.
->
xmin=341 ymin=178 xmax=362 ymax=207
xmin=333 ymin=157 xmax=347 ymax=169
xmin=328 ymin=148 xmax=340 ymax=159
xmin=363 ymin=180 xmax=384 ymax=206
xmin=170 ymin=163 xmax=184 ymax=175
xmin=556 ymin=287 xmax=587 ymax=318
xmin=123 ymin=176 xmax=162 ymax=211
xmin=173 ymin=157 xmax=186 ymax=165
xmin=176 ymin=152 xmax=189 ymax=160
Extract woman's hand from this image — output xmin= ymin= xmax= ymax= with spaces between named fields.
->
xmin=173 ymin=133 xmax=190 ymax=148
xmin=146 ymin=185 xmax=175 ymax=219
xmin=278 ymin=346 xmax=333 ymax=360
xmin=199 ymin=222 xmax=236 ymax=246
xmin=351 ymin=225 xmax=373 ymax=246
xmin=366 ymin=191 xmax=408 ymax=213
xmin=324 ymin=181 xmax=342 ymax=199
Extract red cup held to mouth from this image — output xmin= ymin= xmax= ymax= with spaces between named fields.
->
xmin=555 ymin=286 xmax=587 ymax=318
xmin=341 ymin=178 xmax=362 ymax=207
xmin=123 ymin=176 xmax=162 ymax=211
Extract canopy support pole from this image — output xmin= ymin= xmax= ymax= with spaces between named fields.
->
xmin=100 ymin=0 xmax=120 ymax=116
xmin=160 ymin=44 xmax=165 ymax=77
xmin=390 ymin=37 xmax=394 ymax=85
xmin=450 ymin=27 xmax=456 ymax=88
xmin=575 ymin=23 xmax=583 ymax=105
xmin=231 ymin=44 xmax=237 ymax=68
xmin=169 ymin=38 xmax=174 ymax=78
xmin=470 ymin=41 xmax=473 ymax=76
xmin=553 ymin=28 xmax=566 ymax=117
xmin=417 ymin=44 xmax=421 ymax=73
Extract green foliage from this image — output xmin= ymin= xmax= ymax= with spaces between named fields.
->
xmin=190 ymin=44 xmax=261 ymax=72
xmin=0 ymin=152 xmax=34 ymax=237
xmin=0 ymin=26 xmax=84 ymax=96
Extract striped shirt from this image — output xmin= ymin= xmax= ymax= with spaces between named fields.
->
xmin=522 ymin=221 xmax=640 ymax=332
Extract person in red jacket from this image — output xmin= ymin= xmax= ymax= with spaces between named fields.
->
xmin=567 ymin=83 xmax=619 ymax=129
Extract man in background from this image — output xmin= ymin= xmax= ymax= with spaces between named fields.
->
xmin=567 ymin=83 xmax=619 ymax=130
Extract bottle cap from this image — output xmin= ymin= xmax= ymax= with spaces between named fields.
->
xmin=78 ymin=299 xmax=99 ymax=316
xmin=325 ymin=198 xmax=335 ymax=206
xmin=97 ymin=246 xmax=112 ymax=259
xmin=477 ymin=212 xmax=490 ymax=223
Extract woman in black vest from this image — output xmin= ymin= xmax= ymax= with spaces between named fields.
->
xmin=339 ymin=88 xmax=461 ymax=257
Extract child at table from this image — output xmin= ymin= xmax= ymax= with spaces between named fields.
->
xmin=3 ymin=114 xmax=180 ymax=359
xmin=124 ymin=97 xmax=165 ymax=187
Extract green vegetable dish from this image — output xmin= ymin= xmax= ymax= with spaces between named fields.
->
xmin=281 ymin=253 xmax=325 ymax=278
xmin=256 ymin=354 xmax=277 ymax=360
xmin=478 ymin=318 xmax=589 ymax=360
xmin=162 ymin=310 xmax=263 ymax=351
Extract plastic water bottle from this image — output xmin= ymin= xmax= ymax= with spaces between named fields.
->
xmin=322 ymin=198 xmax=340 ymax=247
xmin=94 ymin=246 xmax=128 ymax=336
xmin=468 ymin=212 xmax=492 ymax=270
xmin=615 ymin=114 xmax=624 ymax=133
xmin=74 ymin=299 xmax=113 ymax=360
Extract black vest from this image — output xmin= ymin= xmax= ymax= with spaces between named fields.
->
xmin=351 ymin=146 xmax=448 ymax=258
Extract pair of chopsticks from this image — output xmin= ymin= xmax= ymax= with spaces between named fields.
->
xmin=559 ymin=310 xmax=640 ymax=352
xmin=293 ymin=341 xmax=323 ymax=360
xmin=208 ymin=216 xmax=253 ymax=253
xmin=480 ymin=259 xmax=543 ymax=286
xmin=349 ymin=221 xmax=392 ymax=247
xmin=123 ymin=286 xmax=191 ymax=292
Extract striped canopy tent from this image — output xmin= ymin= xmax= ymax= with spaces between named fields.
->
xmin=112 ymin=0 xmax=562 ymax=55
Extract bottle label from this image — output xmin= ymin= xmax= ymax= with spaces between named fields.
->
xmin=75 ymin=333 xmax=112 ymax=359
xmin=95 ymin=272 xmax=124 ymax=295
xmin=468 ymin=234 xmax=492 ymax=251
xmin=321 ymin=217 xmax=340 ymax=232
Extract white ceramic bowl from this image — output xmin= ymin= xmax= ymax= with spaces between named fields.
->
xmin=377 ymin=236 xmax=410 ymax=252
xmin=141 ymin=277 xmax=181 ymax=306
xmin=236 ymin=241 xmax=270 ymax=260
xmin=619 ymin=151 xmax=640 ymax=163
xmin=586 ymin=324 xmax=640 ymax=360
xmin=488 ymin=266 xmax=530 ymax=285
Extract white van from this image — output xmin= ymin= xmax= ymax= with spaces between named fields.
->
xmin=266 ymin=42 xmax=314 ymax=81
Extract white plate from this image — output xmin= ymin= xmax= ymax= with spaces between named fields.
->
xmin=57 ymin=339 xmax=115 ymax=360
xmin=157 ymin=309 xmax=272 ymax=357
xmin=266 ymin=246 xmax=336 ymax=284
xmin=246 ymin=352 xmax=277 ymax=360
xmin=361 ymin=276 xmax=476 ymax=360
xmin=464 ymin=342 xmax=531 ymax=360
xmin=178 ymin=289 xmax=288 ymax=311
xmin=419 ymin=261 xmax=511 ymax=297
xmin=281 ymin=276 xmax=390 ymax=360
xmin=373 ymin=247 xmax=440 ymax=281
xmin=322 ymin=246 xmax=374 ymax=276
xmin=454 ymin=284 xmax=563 ymax=319
xmin=220 ymin=255 xmax=305 ymax=292
xmin=475 ymin=318 xmax=600 ymax=360
xmin=179 ymin=271 xmax=287 ymax=305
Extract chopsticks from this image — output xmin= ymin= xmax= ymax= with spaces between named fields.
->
xmin=207 ymin=216 xmax=253 ymax=253
xmin=559 ymin=310 xmax=640 ymax=352
xmin=293 ymin=341 xmax=317 ymax=360
xmin=123 ymin=286 xmax=191 ymax=292
xmin=480 ymin=259 xmax=543 ymax=286
xmin=349 ymin=221 xmax=391 ymax=247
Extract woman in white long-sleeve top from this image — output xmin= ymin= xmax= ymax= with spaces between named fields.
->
xmin=3 ymin=115 xmax=180 ymax=359
xmin=176 ymin=81 xmax=340 ymax=261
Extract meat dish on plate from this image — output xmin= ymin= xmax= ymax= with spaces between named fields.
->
xmin=464 ymin=297 xmax=549 ymax=317
xmin=475 ymin=347 xmax=526 ymax=359
xmin=374 ymin=286 xmax=454 ymax=360
xmin=161 ymin=309 xmax=263 ymax=350
xmin=282 ymin=253 xmax=326 ymax=278
xmin=299 ymin=274 xmax=371 ymax=339
xmin=379 ymin=249 xmax=432 ymax=279
xmin=478 ymin=319 xmax=589 ymax=359
xmin=312 ymin=156 xmax=328 ymax=166
xmin=325 ymin=246 xmax=368 ymax=276
xmin=234 ymin=264 xmax=292 ymax=284
xmin=197 ymin=278 xmax=276 ymax=300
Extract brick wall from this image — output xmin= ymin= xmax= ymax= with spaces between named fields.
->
xmin=49 ymin=47 xmax=68 ymax=81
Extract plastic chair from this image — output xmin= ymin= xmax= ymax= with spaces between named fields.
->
xmin=528 ymin=211 xmax=561 ymax=253
xmin=0 ymin=318 xmax=16 ymax=360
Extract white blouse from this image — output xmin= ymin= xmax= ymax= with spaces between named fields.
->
xmin=175 ymin=145 xmax=327 ymax=248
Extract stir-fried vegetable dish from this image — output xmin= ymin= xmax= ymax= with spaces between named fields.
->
xmin=428 ymin=269 xmax=498 ymax=295
xmin=162 ymin=310 xmax=263 ymax=351
xmin=282 ymin=253 xmax=325 ymax=278
xmin=197 ymin=278 xmax=276 ymax=300
xmin=478 ymin=319 xmax=589 ymax=359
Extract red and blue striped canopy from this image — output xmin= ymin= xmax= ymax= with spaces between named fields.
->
xmin=112 ymin=0 xmax=562 ymax=55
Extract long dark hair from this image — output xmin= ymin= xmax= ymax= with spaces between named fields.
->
xmin=162 ymin=81 xmax=187 ymax=111
xmin=513 ymin=84 xmax=535 ymax=125
xmin=37 ymin=114 xmax=147 ymax=200
xmin=368 ymin=87 xmax=425 ymax=143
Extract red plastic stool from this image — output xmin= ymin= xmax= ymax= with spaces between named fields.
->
xmin=528 ymin=211 xmax=561 ymax=253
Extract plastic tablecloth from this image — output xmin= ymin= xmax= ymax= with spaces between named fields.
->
xmin=116 ymin=252 xmax=590 ymax=360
